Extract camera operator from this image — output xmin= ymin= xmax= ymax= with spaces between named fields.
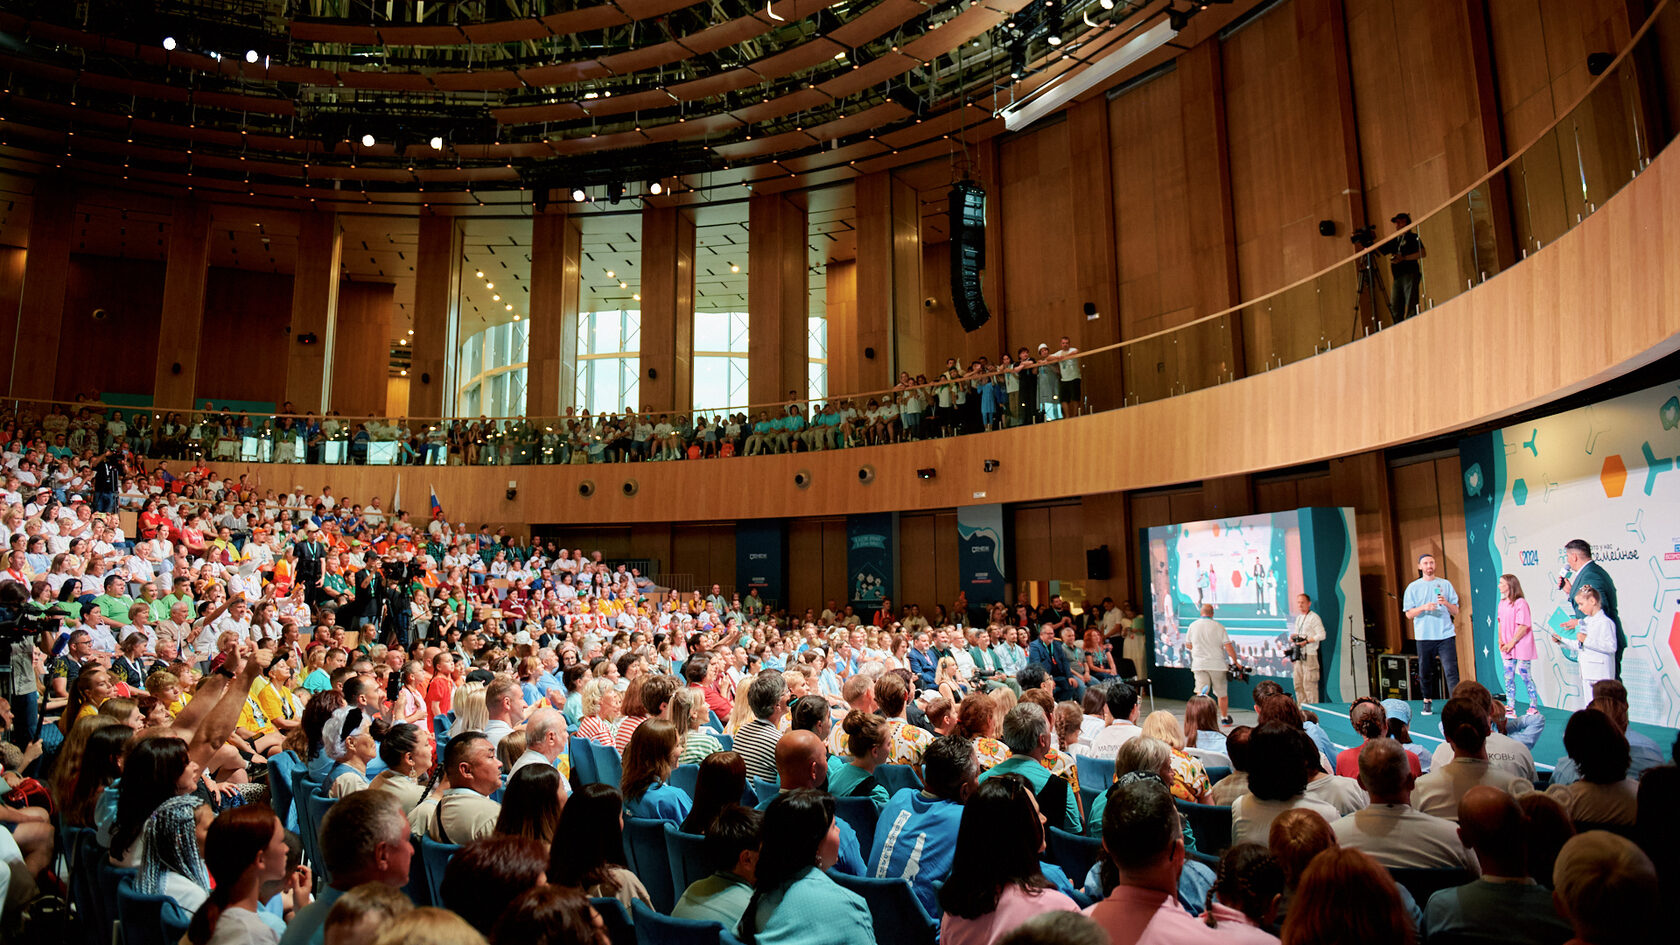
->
xmin=1287 ymin=593 xmax=1327 ymax=705
xmin=1381 ymin=211 xmax=1426 ymax=323
xmin=0 ymin=581 xmax=65 ymax=742
xmin=92 ymin=445 xmax=125 ymax=514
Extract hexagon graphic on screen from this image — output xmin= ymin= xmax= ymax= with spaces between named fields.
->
xmin=1600 ymin=455 xmax=1627 ymax=498
xmin=1512 ymin=479 xmax=1529 ymax=506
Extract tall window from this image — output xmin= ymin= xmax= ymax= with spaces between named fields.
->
xmin=807 ymin=315 xmax=828 ymax=403
xmin=693 ymin=310 xmax=749 ymax=414
xmin=576 ymin=308 xmax=641 ymax=414
xmin=457 ymin=321 xmax=528 ymax=417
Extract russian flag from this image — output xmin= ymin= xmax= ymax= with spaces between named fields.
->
xmin=429 ymin=485 xmax=445 ymax=520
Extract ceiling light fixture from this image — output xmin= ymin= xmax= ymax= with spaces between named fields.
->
xmin=245 ymin=49 xmax=259 ymax=63
xmin=572 ymin=187 xmax=587 ymax=202
xmin=429 ymin=136 xmax=444 ymax=150
xmin=1099 ymin=0 xmax=1114 ymax=8
xmin=505 ymin=303 xmax=513 ymax=310
xmin=360 ymin=133 xmax=375 ymax=147
xmin=729 ymin=262 xmax=740 ymax=273
xmin=619 ymin=281 xmax=628 ymax=289
xmin=648 ymin=181 xmax=663 ymax=195
xmin=633 ymin=293 xmax=641 ymax=301
xmin=606 ymin=270 xmax=616 ymax=278
xmin=485 ymin=282 xmax=494 ymax=289
xmin=492 ymin=294 xmax=501 ymax=301
xmin=1048 ymin=34 xmax=1063 ymax=46
xmin=475 ymin=270 xmax=485 ymax=278
xmin=162 ymin=37 xmax=176 ymax=51
xmin=1001 ymin=18 xmax=1178 ymax=131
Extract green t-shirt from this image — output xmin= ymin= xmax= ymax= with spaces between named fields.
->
xmin=92 ymin=594 xmax=136 ymax=625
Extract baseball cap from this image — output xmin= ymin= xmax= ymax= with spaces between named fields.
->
xmin=1381 ymin=698 xmax=1411 ymax=726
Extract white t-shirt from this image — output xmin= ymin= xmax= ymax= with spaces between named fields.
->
xmin=1430 ymin=731 xmax=1536 ymax=782
xmin=1185 ymin=617 xmax=1230 ymax=671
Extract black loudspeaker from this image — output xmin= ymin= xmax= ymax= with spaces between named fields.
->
xmin=1086 ymin=545 xmax=1110 ymax=580
xmin=948 ymin=180 xmax=992 ymax=332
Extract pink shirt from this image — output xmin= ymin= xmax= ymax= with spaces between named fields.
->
xmin=1085 ymin=886 xmax=1278 ymax=945
xmin=1498 ymin=597 xmax=1535 ymax=660
xmin=940 ymin=885 xmax=1080 ymax=945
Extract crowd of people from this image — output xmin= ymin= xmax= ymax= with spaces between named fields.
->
xmin=0 ymin=454 xmax=1673 ymax=945
xmin=7 ymin=342 xmax=1086 ymax=468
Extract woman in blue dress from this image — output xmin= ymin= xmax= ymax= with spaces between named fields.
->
xmin=738 ymin=789 xmax=876 ymax=945
xmin=621 ymin=718 xmax=692 ymax=823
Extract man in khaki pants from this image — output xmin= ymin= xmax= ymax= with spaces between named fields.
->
xmin=1290 ymin=593 xmax=1327 ymax=704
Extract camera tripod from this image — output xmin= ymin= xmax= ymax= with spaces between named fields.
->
xmin=1351 ymin=250 xmax=1389 ymax=343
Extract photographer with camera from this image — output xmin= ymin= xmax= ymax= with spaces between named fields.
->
xmin=0 ymin=581 xmax=60 ymax=744
xmin=1381 ymin=211 xmax=1426 ymax=323
xmin=91 ymin=446 xmax=124 ymax=514
xmin=1184 ymin=604 xmax=1242 ymax=725
xmin=1287 ymin=593 xmax=1327 ymax=704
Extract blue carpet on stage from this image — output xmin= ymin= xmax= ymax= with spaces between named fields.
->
xmin=1304 ymin=701 xmax=1678 ymax=773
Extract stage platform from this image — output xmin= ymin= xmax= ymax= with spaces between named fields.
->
xmin=1303 ymin=700 xmax=1678 ymax=773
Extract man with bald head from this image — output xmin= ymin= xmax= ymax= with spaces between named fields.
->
xmin=1331 ymin=737 xmax=1478 ymax=872
xmin=1421 ymin=785 xmax=1571 ymax=945
xmin=510 ymin=707 xmax=572 ymax=791
xmin=755 ymin=730 xmax=865 ymax=876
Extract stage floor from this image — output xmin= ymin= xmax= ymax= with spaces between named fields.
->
xmin=1304 ymin=700 xmax=1678 ymax=773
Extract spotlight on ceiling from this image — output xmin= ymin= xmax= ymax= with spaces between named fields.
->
xmin=505 ymin=303 xmax=513 ymax=310
xmin=619 ymin=281 xmax=629 ymax=289
xmin=1099 ymin=0 xmax=1114 ymax=8
xmin=606 ymin=270 xmax=616 ymax=278
xmin=608 ymin=181 xmax=625 ymax=205
xmin=1009 ymin=47 xmax=1027 ymax=79
xmin=360 ymin=133 xmax=375 ymax=147
xmin=245 ymin=49 xmax=259 ymax=63
xmin=572 ymin=187 xmax=587 ymax=202
xmin=916 ymin=467 xmax=937 ymax=480
xmin=429 ymin=135 xmax=444 ymax=150
xmin=648 ymin=181 xmax=664 ymax=196
xmin=728 ymin=262 xmax=740 ymax=273
xmin=475 ymin=270 xmax=485 ymax=279
xmin=492 ymin=294 xmax=501 ymax=301
xmin=485 ymin=282 xmax=494 ymax=289
xmin=1048 ymin=34 xmax=1063 ymax=46
xmin=162 ymin=36 xmax=177 ymax=51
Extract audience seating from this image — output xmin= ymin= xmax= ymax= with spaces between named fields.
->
xmin=1185 ymin=748 xmax=1231 ymax=772
xmin=1203 ymin=765 xmax=1231 ymax=785
xmin=622 ymin=816 xmax=678 ymax=912
xmin=570 ymin=736 xmax=599 ymax=786
xmin=304 ymin=792 xmax=338 ymax=881
xmin=748 ymin=779 xmax=780 ymax=806
xmin=1387 ymin=867 xmax=1474 ymax=904
xmin=707 ymin=711 xmax=725 ymax=731
xmin=876 ymin=763 xmax=922 ymax=795
xmin=294 ymin=773 xmax=325 ymax=867
xmin=1045 ymin=825 xmax=1103 ymax=883
xmin=268 ymin=750 xmax=302 ymax=832
xmin=116 ymin=875 xmax=192 ymax=945
xmin=715 ymin=734 xmax=733 ymax=752
xmin=96 ymin=860 xmax=136 ymax=944
xmin=669 ymin=763 xmax=700 ymax=798
xmin=66 ymin=827 xmax=100 ymax=942
xmin=663 ymin=824 xmax=710 ymax=898
xmin=592 ymin=896 xmax=637 ymax=945
xmin=403 ymin=836 xmax=433 ymax=906
xmin=433 ymin=714 xmax=451 ymax=742
xmin=1076 ymin=756 xmax=1116 ymax=796
xmin=418 ymin=837 xmax=460 ymax=908
xmin=1189 ymin=849 xmax=1221 ymax=869
xmin=833 ymin=795 xmax=879 ymax=842
xmin=632 ymin=898 xmax=742 ymax=945
xmin=590 ymin=741 xmax=623 ymax=787
xmin=1173 ymin=798 xmax=1233 ymax=856
xmin=829 ymin=872 xmax=938 ymax=945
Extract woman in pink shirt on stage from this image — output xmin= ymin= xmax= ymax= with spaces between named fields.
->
xmin=1497 ymin=574 xmax=1539 ymax=713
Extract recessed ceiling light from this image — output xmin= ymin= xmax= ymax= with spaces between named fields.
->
xmin=485 ymin=282 xmax=493 ymax=289
xmin=429 ymin=136 xmax=444 ymax=150
xmin=361 ymin=133 xmax=375 ymax=147
xmin=505 ymin=303 xmax=513 ymax=310
xmin=246 ymin=49 xmax=259 ymax=63
xmin=492 ymin=294 xmax=501 ymax=301
xmin=162 ymin=37 xmax=176 ymax=51
xmin=572 ymin=188 xmax=587 ymax=202
xmin=606 ymin=270 xmax=616 ymax=278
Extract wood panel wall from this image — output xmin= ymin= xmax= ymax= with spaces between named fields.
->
xmin=198 ymin=268 xmax=292 ymax=406
xmin=0 ymin=246 xmax=27 ymax=395
xmin=330 ymin=281 xmax=395 ymax=417
xmin=998 ymin=119 xmax=1082 ymax=353
xmin=55 ymin=254 xmax=165 ymax=400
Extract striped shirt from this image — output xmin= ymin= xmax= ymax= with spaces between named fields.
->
xmin=733 ymin=717 xmax=783 ymax=783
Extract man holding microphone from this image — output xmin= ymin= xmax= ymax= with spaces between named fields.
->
xmin=1556 ymin=539 xmax=1623 ymax=680
xmin=1403 ymin=553 xmax=1460 ymax=715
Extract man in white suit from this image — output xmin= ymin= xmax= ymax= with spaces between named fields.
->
xmin=1290 ymin=593 xmax=1328 ymax=704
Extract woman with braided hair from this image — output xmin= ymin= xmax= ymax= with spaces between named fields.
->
xmin=369 ymin=721 xmax=438 ymax=818
xmin=136 ymin=794 xmax=216 ymax=915
xmin=1202 ymin=843 xmax=1285 ymax=933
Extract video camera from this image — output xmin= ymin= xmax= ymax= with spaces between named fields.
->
xmin=1349 ymin=225 xmax=1379 ymax=250
xmin=0 ymin=609 xmax=64 ymax=679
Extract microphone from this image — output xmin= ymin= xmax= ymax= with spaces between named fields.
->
xmin=1557 ymin=565 xmax=1570 ymax=590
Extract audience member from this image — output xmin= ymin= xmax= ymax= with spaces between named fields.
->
xmin=493 ymin=764 xmax=566 ymax=847
xmin=869 ymin=733 xmax=979 ymax=914
xmin=1209 ymin=726 xmax=1252 ymax=806
xmin=1200 ymin=845 xmax=1284 ymax=935
xmin=1549 ymin=831 xmax=1658 ymax=945
xmin=680 ymin=750 xmax=748 ymax=835
xmin=1330 ymin=738 xmax=1478 ymax=872
xmin=413 ymin=732 xmax=502 ymax=843
xmin=1413 ymin=697 xmax=1531 ymax=821
xmin=280 ymin=791 xmax=414 ymax=945
xmin=1231 ymin=723 xmax=1338 ymax=846
xmin=939 ymin=774 xmax=1081 ymax=945
xmin=826 ymin=710 xmax=893 ymax=808
xmin=980 ymin=704 xmax=1082 ymax=832
xmin=322 ymin=883 xmax=414 ymax=945
xmin=546 ymin=783 xmax=651 ymax=911
xmin=738 ymin=789 xmax=877 ymax=944
xmin=1279 ymin=847 xmax=1410 ymax=945
xmin=489 ymin=886 xmax=606 ymax=945
xmin=1543 ymin=708 xmax=1637 ymax=825
xmin=1547 ymin=680 xmax=1664 ymax=785
xmin=734 ymin=672 xmax=788 ymax=782
xmin=1429 ymin=682 xmax=1536 ymax=780
xmin=1421 ymin=785 xmax=1570 ymax=945
xmin=621 ymin=718 xmax=692 ymax=822
xmin=438 ymin=836 xmax=547 ymax=935
xmin=672 ymin=803 xmax=762 ymax=926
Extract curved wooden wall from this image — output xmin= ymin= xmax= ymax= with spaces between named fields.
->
xmin=211 ymin=130 xmax=1680 ymax=525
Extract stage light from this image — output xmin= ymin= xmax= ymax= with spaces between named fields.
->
xmin=361 ymin=133 xmax=375 ymax=147
xmin=608 ymin=181 xmax=625 ymax=204
xmin=475 ymin=270 xmax=484 ymax=278
xmin=245 ymin=49 xmax=259 ymax=63
xmin=1099 ymin=0 xmax=1114 ymax=8
xmin=619 ymin=281 xmax=628 ymax=289
xmin=606 ymin=270 xmax=616 ymax=278
xmin=162 ymin=37 xmax=177 ymax=51
xmin=505 ymin=303 xmax=513 ymax=310
xmin=492 ymin=294 xmax=501 ymax=301
xmin=572 ymin=187 xmax=587 ymax=202
xmin=1048 ymin=34 xmax=1063 ymax=46
xmin=429 ymin=136 xmax=444 ymax=150
xmin=485 ymin=282 xmax=494 ymax=289
xmin=648 ymin=181 xmax=663 ymax=195
xmin=633 ymin=293 xmax=641 ymax=301
xmin=729 ymin=262 xmax=740 ymax=273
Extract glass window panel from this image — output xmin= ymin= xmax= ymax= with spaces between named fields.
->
xmin=593 ymin=311 xmax=621 ymax=354
xmin=730 ymin=312 xmax=750 ymax=352
xmin=695 ymin=311 xmax=729 ymax=352
xmin=808 ymin=362 xmax=827 ymax=403
xmin=807 ymin=316 xmax=827 ymax=360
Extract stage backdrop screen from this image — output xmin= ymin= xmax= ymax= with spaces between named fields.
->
xmin=1460 ymin=378 xmax=1680 ymax=726
xmin=1147 ymin=511 xmax=1307 ymax=678
xmin=1143 ymin=507 xmax=1365 ymax=704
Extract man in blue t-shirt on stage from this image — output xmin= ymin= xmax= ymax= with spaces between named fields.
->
xmin=1403 ymin=553 xmax=1460 ymax=715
